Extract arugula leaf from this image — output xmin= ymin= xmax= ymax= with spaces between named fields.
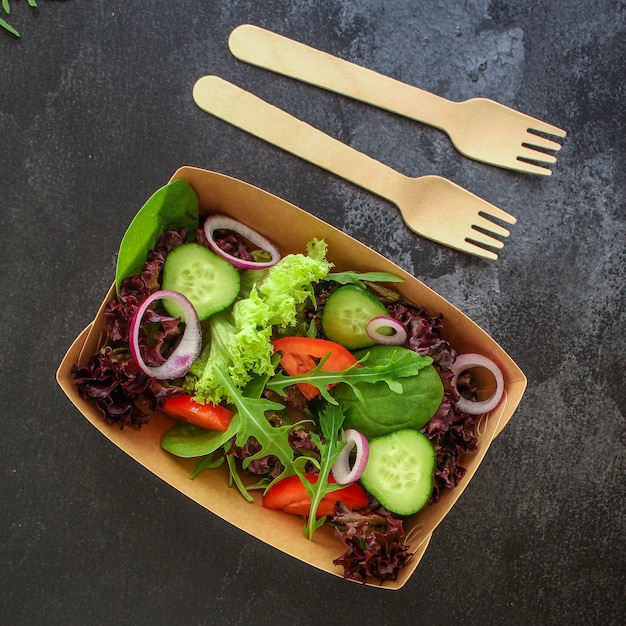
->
xmin=327 ymin=271 xmax=404 ymax=288
xmin=115 ymin=179 xmax=198 ymax=294
xmin=266 ymin=349 xmax=433 ymax=404
xmin=225 ymin=453 xmax=255 ymax=502
xmin=189 ymin=449 xmax=225 ymax=479
xmin=299 ymin=404 xmax=347 ymax=539
xmin=165 ymin=360 xmax=311 ymax=498
xmin=213 ymin=366 xmax=308 ymax=488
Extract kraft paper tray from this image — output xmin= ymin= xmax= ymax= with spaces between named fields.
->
xmin=57 ymin=167 xmax=526 ymax=589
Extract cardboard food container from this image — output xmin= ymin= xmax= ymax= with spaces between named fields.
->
xmin=57 ymin=166 xmax=527 ymax=589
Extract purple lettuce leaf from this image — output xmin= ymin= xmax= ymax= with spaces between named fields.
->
xmin=331 ymin=500 xmax=413 ymax=584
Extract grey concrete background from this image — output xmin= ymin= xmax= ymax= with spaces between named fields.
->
xmin=2 ymin=1 xmax=624 ymax=624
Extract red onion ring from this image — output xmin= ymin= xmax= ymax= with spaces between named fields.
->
xmin=365 ymin=316 xmax=408 ymax=345
xmin=129 ymin=290 xmax=202 ymax=380
xmin=203 ymin=215 xmax=281 ymax=270
xmin=448 ymin=353 xmax=505 ymax=415
xmin=332 ymin=429 xmax=369 ymax=485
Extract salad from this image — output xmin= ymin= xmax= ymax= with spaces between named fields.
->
xmin=72 ymin=179 xmax=505 ymax=584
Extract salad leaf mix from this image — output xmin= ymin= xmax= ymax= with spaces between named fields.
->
xmin=187 ymin=238 xmax=332 ymax=405
xmin=73 ymin=181 xmax=492 ymax=584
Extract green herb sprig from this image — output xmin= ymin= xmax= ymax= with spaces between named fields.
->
xmin=299 ymin=404 xmax=347 ymax=539
xmin=2 ymin=0 xmax=39 ymax=38
xmin=266 ymin=349 xmax=434 ymax=404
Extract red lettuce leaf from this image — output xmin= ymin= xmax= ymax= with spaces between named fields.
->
xmin=73 ymin=228 xmax=189 ymax=427
xmin=331 ymin=500 xmax=412 ymax=584
xmin=72 ymin=346 xmax=178 ymax=428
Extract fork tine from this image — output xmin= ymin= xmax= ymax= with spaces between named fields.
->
xmin=445 ymin=179 xmax=517 ymax=230
xmin=475 ymin=215 xmax=511 ymax=239
xmin=524 ymin=133 xmax=564 ymax=153
xmin=468 ymin=229 xmax=505 ymax=250
xmin=518 ymin=145 xmax=558 ymax=164
xmin=513 ymin=159 xmax=554 ymax=176
xmin=457 ymin=240 xmax=500 ymax=261
xmin=528 ymin=120 xmax=567 ymax=139
xmin=479 ymin=203 xmax=517 ymax=225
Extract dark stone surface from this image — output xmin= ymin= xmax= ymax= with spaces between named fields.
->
xmin=1 ymin=2 xmax=624 ymax=624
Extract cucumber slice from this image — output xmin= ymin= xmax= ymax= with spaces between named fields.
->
xmin=321 ymin=285 xmax=388 ymax=350
xmin=360 ymin=429 xmax=435 ymax=516
xmin=161 ymin=243 xmax=240 ymax=320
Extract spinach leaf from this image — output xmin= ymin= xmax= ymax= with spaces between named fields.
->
xmin=115 ymin=179 xmax=198 ymax=294
xmin=333 ymin=346 xmax=444 ymax=439
xmin=161 ymin=416 xmax=240 ymax=459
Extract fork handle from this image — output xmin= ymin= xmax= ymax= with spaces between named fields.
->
xmin=193 ymin=75 xmax=405 ymax=201
xmin=229 ymin=24 xmax=456 ymax=133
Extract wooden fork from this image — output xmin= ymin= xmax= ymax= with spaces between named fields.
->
xmin=193 ymin=76 xmax=516 ymax=260
xmin=228 ymin=24 xmax=566 ymax=176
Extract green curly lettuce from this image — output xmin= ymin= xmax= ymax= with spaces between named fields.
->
xmin=186 ymin=239 xmax=332 ymax=404
xmin=246 ymin=238 xmax=331 ymax=327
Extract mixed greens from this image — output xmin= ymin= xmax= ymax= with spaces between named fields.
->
xmin=73 ymin=180 xmax=503 ymax=584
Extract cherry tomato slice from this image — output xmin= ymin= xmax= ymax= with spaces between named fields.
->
xmin=272 ymin=337 xmax=358 ymax=399
xmin=262 ymin=473 xmax=368 ymax=517
xmin=163 ymin=395 xmax=233 ymax=432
